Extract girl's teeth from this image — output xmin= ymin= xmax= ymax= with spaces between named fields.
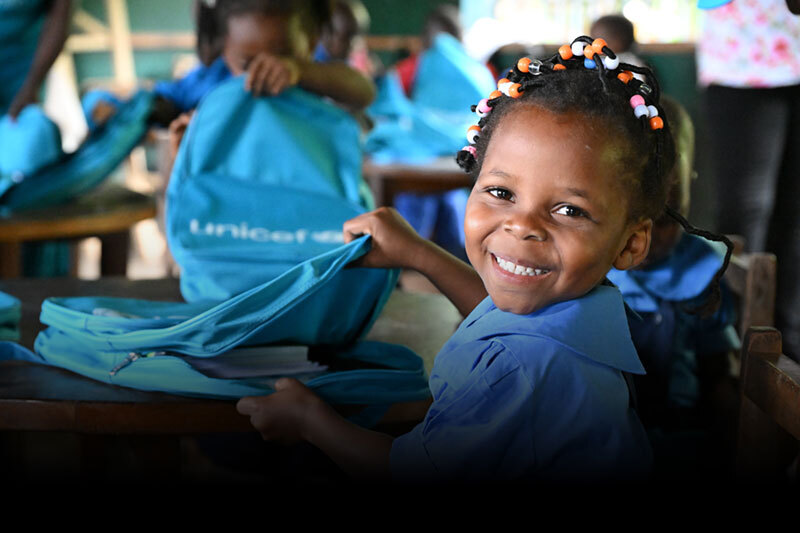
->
xmin=495 ymin=256 xmax=549 ymax=276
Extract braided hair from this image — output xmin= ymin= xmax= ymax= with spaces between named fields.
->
xmin=457 ymin=36 xmax=733 ymax=316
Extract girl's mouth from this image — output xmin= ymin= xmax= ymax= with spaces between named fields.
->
xmin=492 ymin=254 xmax=551 ymax=277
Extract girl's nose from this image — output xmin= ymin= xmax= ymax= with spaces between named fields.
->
xmin=503 ymin=210 xmax=547 ymax=241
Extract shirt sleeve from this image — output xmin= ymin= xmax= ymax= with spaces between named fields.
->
xmin=390 ymin=340 xmax=533 ymax=482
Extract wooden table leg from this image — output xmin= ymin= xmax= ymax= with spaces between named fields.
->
xmin=99 ymin=231 xmax=130 ymax=277
xmin=0 ymin=242 xmax=22 ymax=278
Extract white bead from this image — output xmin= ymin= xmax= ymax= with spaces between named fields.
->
xmin=603 ymin=55 xmax=620 ymax=70
xmin=467 ymin=129 xmax=479 ymax=144
xmin=498 ymin=81 xmax=513 ymax=96
xmin=633 ymin=104 xmax=648 ymax=119
xmin=647 ymin=105 xmax=659 ymax=118
xmin=477 ymin=110 xmax=489 ymax=118
xmin=571 ymin=41 xmax=584 ymax=57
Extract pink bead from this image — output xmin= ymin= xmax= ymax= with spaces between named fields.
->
xmin=463 ymin=146 xmax=477 ymax=157
xmin=476 ymin=98 xmax=491 ymax=114
xmin=629 ymin=95 xmax=645 ymax=108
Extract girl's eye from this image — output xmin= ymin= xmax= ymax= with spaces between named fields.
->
xmin=554 ymin=205 xmax=587 ymax=218
xmin=487 ymin=188 xmax=513 ymax=201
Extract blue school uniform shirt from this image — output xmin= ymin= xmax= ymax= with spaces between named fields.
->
xmin=606 ymin=233 xmax=740 ymax=414
xmin=153 ymin=57 xmax=232 ymax=113
xmin=390 ymin=284 xmax=653 ymax=482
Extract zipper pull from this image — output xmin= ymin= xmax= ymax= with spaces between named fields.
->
xmin=109 ymin=351 xmax=166 ymax=376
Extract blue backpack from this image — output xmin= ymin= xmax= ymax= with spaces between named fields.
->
xmin=167 ymin=77 xmax=378 ymax=302
xmin=0 ymin=290 xmax=20 ymax=341
xmin=365 ymin=33 xmax=496 ymax=164
xmin=0 ymin=237 xmax=427 ymax=406
xmin=0 ymin=90 xmax=152 ymax=212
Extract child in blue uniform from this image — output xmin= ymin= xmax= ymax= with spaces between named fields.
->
xmin=606 ymin=96 xmax=739 ymax=475
xmin=237 ymin=37 xmax=732 ymax=482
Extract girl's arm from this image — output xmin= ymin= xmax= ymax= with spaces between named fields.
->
xmin=295 ymin=60 xmax=376 ymax=111
xmin=237 ymin=378 xmax=392 ymax=480
xmin=343 ymin=207 xmax=487 ymax=317
xmin=7 ymin=0 xmax=72 ymax=119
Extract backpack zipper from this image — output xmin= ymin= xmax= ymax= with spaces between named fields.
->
xmin=109 ymin=351 xmax=166 ymax=376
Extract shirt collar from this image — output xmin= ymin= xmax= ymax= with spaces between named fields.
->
xmin=462 ymin=285 xmax=645 ymax=374
xmin=607 ymin=233 xmax=725 ymax=307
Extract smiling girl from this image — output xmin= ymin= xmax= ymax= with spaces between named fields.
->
xmin=237 ymin=37 xmax=730 ymax=483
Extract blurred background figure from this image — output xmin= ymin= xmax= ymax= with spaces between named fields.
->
xmin=697 ymin=0 xmax=800 ymax=360
xmin=590 ymin=13 xmax=646 ymax=72
xmin=315 ymin=0 xmax=376 ymax=76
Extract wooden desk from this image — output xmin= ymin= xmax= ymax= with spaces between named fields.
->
xmin=363 ymin=157 xmax=474 ymax=208
xmin=0 ymin=185 xmax=156 ymax=278
xmin=0 ymin=277 xmax=461 ymax=435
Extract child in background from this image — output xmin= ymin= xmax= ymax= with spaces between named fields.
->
xmin=150 ymin=0 xmax=376 ymax=157
xmin=314 ymin=0 xmax=375 ymax=76
xmin=590 ymin=14 xmax=647 ymax=79
xmin=237 ymin=37 xmax=733 ymax=482
xmin=606 ymin=96 xmax=739 ymax=474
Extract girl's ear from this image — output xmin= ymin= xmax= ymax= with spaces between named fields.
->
xmin=613 ymin=218 xmax=652 ymax=271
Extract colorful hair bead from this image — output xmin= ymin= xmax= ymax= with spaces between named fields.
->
xmin=489 ymin=90 xmax=503 ymax=99
xmin=476 ymin=98 xmax=492 ymax=117
xmin=462 ymin=145 xmax=477 ymax=157
xmin=649 ymin=116 xmax=664 ymax=130
xmin=617 ymin=71 xmax=633 ymax=84
xmin=517 ymin=57 xmax=532 ymax=73
xmin=498 ymin=78 xmax=513 ymax=96
xmin=529 ymin=59 xmax=543 ymax=75
xmin=633 ymin=104 xmax=649 ymax=119
xmin=584 ymin=58 xmax=597 ymax=69
xmin=508 ymin=83 xmax=523 ymax=98
xmin=629 ymin=95 xmax=645 ymax=108
xmin=571 ymin=41 xmax=584 ymax=57
xmin=591 ymin=38 xmax=607 ymax=54
xmin=558 ymin=44 xmax=573 ymax=60
xmin=647 ymin=105 xmax=659 ymax=118
xmin=467 ymin=125 xmax=481 ymax=144
xmin=603 ymin=55 xmax=620 ymax=70
xmin=584 ymin=46 xmax=596 ymax=59
xmin=553 ymin=63 xmax=566 ymax=71
xmin=639 ymin=83 xmax=653 ymax=96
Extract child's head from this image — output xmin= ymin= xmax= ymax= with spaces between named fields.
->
xmin=218 ymin=0 xmax=330 ymax=75
xmin=457 ymin=36 xmax=676 ymax=314
xmin=641 ymin=94 xmax=695 ymax=267
xmin=590 ymin=15 xmax=636 ymax=55
xmin=319 ymin=0 xmax=369 ymax=62
xmin=422 ymin=5 xmax=462 ymax=49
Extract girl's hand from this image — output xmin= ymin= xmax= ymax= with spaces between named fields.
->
xmin=245 ymin=54 xmax=301 ymax=96
xmin=236 ymin=378 xmax=326 ymax=444
xmin=343 ymin=207 xmax=428 ymax=270
xmin=168 ymin=111 xmax=193 ymax=160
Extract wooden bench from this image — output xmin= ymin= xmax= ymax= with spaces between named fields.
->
xmin=736 ymin=327 xmax=800 ymax=481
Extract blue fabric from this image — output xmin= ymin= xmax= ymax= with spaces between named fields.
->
xmin=167 ymin=76 xmax=377 ymax=302
xmin=606 ymin=234 xmax=740 ymax=411
xmin=393 ymin=188 xmax=469 ymax=261
xmin=391 ymin=285 xmax=653 ymax=482
xmin=0 ymin=238 xmax=426 ymax=405
xmin=0 ymin=105 xmax=63 ymax=191
xmin=0 ymin=290 xmax=21 ymax=341
xmin=0 ymin=90 xmax=153 ymax=212
xmin=153 ymin=56 xmax=232 ymax=114
xmin=0 ymin=0 xmax=47 ymax=114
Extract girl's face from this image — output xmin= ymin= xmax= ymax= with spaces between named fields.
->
xmin=465 ymin=105 xmax=652 ymax=315
xmin=223 ymin=12 xmax=312 ymax=75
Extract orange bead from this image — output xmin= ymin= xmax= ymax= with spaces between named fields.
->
xmin=591 ymin=38 xmax=607 ymax=54
xmin=584 ymin=46 xmax=596 ymax=59
xmin=517 ymin=57 xmax=532 ymax=73
xmin=489 ymin=90 xmax=503 ymax=99
xmin=558 ymin=44 xmax=573 ymax=60
xmin=650 ymin=116 xmax=664 ymax=130
xmin=468 ymin=125 xmax=481 ymax=133
xmin=553 ymin=63 xmax=567 ymax=71
xmin=508 ymin=83 xmax=523 ymax=98
xmin=617 ymin=71 xmax=633 ymax=84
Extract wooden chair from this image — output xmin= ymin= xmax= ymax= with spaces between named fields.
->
xmin=736 ymin=327 xmax=800 ymax=481
xmin=723 ymin=245 xmax=777 ymax=345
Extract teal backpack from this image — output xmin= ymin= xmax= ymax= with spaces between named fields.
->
xmin=0 ymin=90 xmax=152 ymax=212
xmin=0 ymin=238 xmax=427 ymax=406
xmin=167 ymin=77 xmax=377 ymax=303
xmin=0 ymin=290 xmax=20 ymax=341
